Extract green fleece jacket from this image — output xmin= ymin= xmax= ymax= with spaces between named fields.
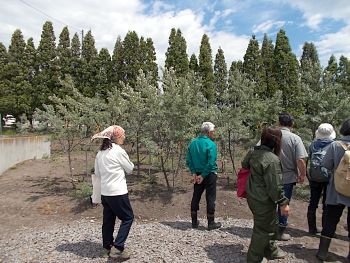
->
xmin=186 ymin=135 xmax=218 ymax=179
xmin=242 ymin=146 xmax=289 ymax=206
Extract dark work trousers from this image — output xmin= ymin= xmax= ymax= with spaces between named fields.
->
xmin=191 ymin=172 xmax=217 ymax=215
xmin=247 ymin=196 xmax=279 ymax=263
xmin=321 ymin=204 xmax=350 ymax=238
xmin=308 ymin=180 xmax=328 ymax=212
xmin=101 ymin=194 xmax=134 ymax=251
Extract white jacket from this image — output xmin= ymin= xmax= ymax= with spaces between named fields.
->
xmin=94 ymin=143 xmax=134 ymax=196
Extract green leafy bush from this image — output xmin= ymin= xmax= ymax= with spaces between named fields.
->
xmin=75 ymin=182 xmax=92 ymax=199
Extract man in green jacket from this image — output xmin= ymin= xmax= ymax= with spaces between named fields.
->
xmin=186 ymin=122 xmax=221 ymax=231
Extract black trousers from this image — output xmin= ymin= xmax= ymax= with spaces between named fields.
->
xmin=101 ymin=194 xmax=134 ymax=251
xmin=308 ymin=180 xmax=328 ymax=212
xmin=321 ymin=204 xmax=350 ymax=239
xmin=190 ymin=172 xmax=217 ymax=215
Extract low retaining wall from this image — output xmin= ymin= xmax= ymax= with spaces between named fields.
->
xmin=0 ymin=135 xmax=51 ymax=175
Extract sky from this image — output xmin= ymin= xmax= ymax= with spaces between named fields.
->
xmin=1 ymin=0 xmax=350 ymax=70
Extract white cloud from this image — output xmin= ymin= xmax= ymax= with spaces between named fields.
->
xmin=274 ymin=0 xmax=350 ymax=29
xmin=252 ymin=20 xmax=287 ymax=34
xmin=208 ymin=31 xmax=250 ymax=64
xmin=222 ymin=9 xmax=235 ymax=17
xmin=209 ymin=11 xmax=221 ymax=29
xmin=1 ymin=0 xmax=349 ymax=71
xmin=150 ymin=1 xmax=174 ymax=16
xmin=313 ymin=25 xmax=350 ymax=66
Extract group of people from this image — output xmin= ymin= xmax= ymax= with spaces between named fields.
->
xmin=90 ymin=114 xmax=350 ymax=262
xmin=242 ymin=114 xmax=350 ymax=263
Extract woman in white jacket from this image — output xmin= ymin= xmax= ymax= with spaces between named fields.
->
xmin=92 ymin=125 xmax=134 ymax=259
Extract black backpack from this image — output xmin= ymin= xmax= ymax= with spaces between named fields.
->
xmin=309 ymin=143 xmax=332 ymax=182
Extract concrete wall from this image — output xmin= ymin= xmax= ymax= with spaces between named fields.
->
xmin=0 ymin=136 xmax=51 ymax=175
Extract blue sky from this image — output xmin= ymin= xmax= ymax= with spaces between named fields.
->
xmin=1 ymin=0 xmax=349 ymax=69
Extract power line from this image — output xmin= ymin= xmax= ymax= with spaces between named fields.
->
xmin=20 ymin=0 xmax=81 ymax=33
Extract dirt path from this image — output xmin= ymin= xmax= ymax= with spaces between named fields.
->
xmin=0 ymin=149 xmax=349 ymax=262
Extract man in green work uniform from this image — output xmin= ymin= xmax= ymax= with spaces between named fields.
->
xmin=186 ymin=122 xmax=221 ymax=231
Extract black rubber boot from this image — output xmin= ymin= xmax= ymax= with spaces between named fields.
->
xmin=207 ymin=214 xmax=221 ymax=230
xmin=316 ymin=236 xmax=332 ymax=261
xmin=307 ymin=211 xmax=320 ymax=234
xmin=191 ymin=211 xmax=199 ymax=228
xmin=277 ymin=225 xmax=291 ymax=241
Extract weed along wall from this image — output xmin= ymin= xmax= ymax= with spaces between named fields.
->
xmin=0 ymin=136 xmax=51 ymax=175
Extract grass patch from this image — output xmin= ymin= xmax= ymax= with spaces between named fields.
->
xmin=293 ymin=184 xmax=310 ymax=201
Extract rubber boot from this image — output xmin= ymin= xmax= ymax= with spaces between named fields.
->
xmin=191 ymin=211 xmax=199 ymax=228
xmin=277 ymin=225 xmax=291 ymax=241
xmin=265 ymin=244 xmax=287 ymax=260
xmin=316 ymin=236 xmax=331 ymax=260
xmin=322 ymin=210 xmax=337 ymax=238
xmin=307 ymin=211 xmax=320 ymax=234
xmin=207 ymin=214 xmax=221 ymax=230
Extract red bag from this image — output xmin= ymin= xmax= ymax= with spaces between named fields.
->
xmin=237 ymin=169 xmax=250 ymax=198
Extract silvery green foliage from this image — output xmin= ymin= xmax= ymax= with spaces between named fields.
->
xmin=217 ymin=69 xmax=283 ymax=173
xmin=298 ymin=62 xmax=350 ymax=149
xmin=33 ymin=76 xmax=115 ymax=187
xmin=145 ymin=68 xmax=210 ymax=189
xmin=118 ymin=69 xmax=160 ymax=175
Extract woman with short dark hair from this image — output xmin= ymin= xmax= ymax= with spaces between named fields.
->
xmin=242 ymin=126 xmax=290 ymax=263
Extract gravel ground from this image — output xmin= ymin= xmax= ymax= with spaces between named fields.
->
xmin=0 ymin=217 xmax=314 ymax=263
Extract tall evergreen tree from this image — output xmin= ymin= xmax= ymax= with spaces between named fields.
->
xmin=120 ymin=31 xmax=140 ymax=88
xmin=165 ymin=28 xmax=189 ymax=77
xmin=299 ymin=43 xmax=324 ymax=136
xmin=261 ymin=34 xmax=276 ymax=98
xmin=273 ymin=29 xmax=302 ymax=116
xmin=81 ymin=30 xmax=98 ymax=97
xmin=300 ymin=42 xmax=321 ymax=87
xmin=56 ymin=26 xmax=71 ymax=99
xmin=139 ymin=37 xmax=158 ymax=87
xmin=70 ymin=32 xmax=82 ymax=91
xmin=0 ymin=43 xmax=9 ymax=116
xmin=82 ymin=30 xmax=98 ymax=60
xmin=325 ymin=54 xmax=338 ymax=83
xmin=8 ymin=29 xmax=26 ymax=64
xmin=95 ymin=47 xmax=112 ymax=100
xmin=144 ymin=38 xmax=158 ymax=87
xmin=198 ymin=34 xmax=215 ymax=103
xmin=4 ymin=29 xmax=27 ymax=119
xmin=34 ymin=21 xmax=57 ymax=111
xmin=189 ymin=53 xmax=198 ymax=74
xmin=213 ymin=47 xmax=227 ymax=105
xmin=165 ymin=28 xmax=176 ymax=71
xmin=337 ymin=55 xmax=350 ymax=92
xmin=22 ymin=38 xmax=36 ymax=121
xmin=243 ymin=35 xmax=263 ymax=96
xmin=111 ymin=35 xmax=123 ymax=88
xmin=56 ymin=27 xmax=71 ymax=79
xmin=229 ymin=60 xmax=243 ymax=73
